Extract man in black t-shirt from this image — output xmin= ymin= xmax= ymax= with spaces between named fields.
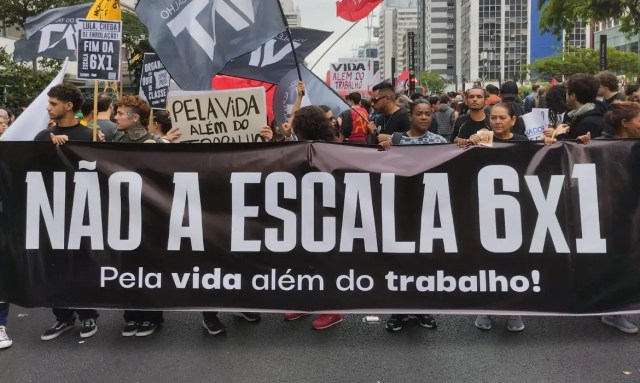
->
xmin=367 ymin=82 xmax=411 ymax=144
xmin=36 ymin=84 xmax=100 ymax=342
xmin=452 ymin=86 xmax=491 ymax=145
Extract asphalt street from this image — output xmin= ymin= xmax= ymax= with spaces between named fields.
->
xmin=1 ymin=308 xmax=640 ymax=382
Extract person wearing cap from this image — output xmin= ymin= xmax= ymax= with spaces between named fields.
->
xmin=494 ymin=81 xmax=525 ymax=135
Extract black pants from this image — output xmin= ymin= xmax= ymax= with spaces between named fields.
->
xmin=123 ymin=311 xmax=164 ymax=324
xmin=53 ymin=308 xmax=99 ymax=323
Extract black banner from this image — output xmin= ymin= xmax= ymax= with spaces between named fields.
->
xmin=1 ymin=141 xmax=640 ymax=315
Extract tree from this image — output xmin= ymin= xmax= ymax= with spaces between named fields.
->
xmin=0 ymin=0 xmax=85 ymax=27
xmin=122 ymin=11 xmax=153 ymax=92
xmin=527 ymin=47 xmax=639 ymax=79
xmin=0 ymin=48 xmax=64 ymax=109
xmin=419 ymin=71 xmax=447 ymax=95
xmin=537 ymin=0 xmax=640 ymax=37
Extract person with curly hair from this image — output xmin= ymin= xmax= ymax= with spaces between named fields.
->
xmin=112 ymin=96 xmax=164 ymax=143
xmin=34 ymin=84 xmax=92 ymax=144
xmin=290 ymin=105 xmax=337 ymax=142
xmin=34 ymin=84 xmax=101 ymax=341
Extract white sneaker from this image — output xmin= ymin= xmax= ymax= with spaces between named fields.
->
xmin=0 ymin=326 xmax=13 ymax=349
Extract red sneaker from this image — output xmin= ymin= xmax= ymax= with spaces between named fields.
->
xmin=284 ymin=313 xmax=310 ymax=321
xmin=311 ymin=314 xmax=343 ymax=330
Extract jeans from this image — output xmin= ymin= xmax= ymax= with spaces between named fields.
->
xmin=0 ymin=303 xmax=9 ymax=326
xmin=53 ymin=308 xmax=99 ymax=323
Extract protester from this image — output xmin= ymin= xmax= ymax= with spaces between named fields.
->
xmin=545 ymin=73 xmax=607 ymax=144
xmin=79 ymin=99 xmax=94 ymax=127
xmin=0 ymin=113 xmax=7 ymax=137
xmin=112 ymin=96 xmax=165 ymax=144
xmin=282 ymin=105 xmax=342 ymax=329
xmin=485 ymin=84 xmax=501 ymax=107
xmin=469 ymin=103 xmax=528 ymax=144
xmin=34 ymin=84 xmax=100 ymax=340
xmin=543 ymin=85 xmax=568 ymax=139
xmin=434 ymin=94 xmax=456 ymax=141
xmin=524 ymin=84 xmax=540 ymax=113
xmin=0 ymin=302 xmax=10 ymax=349
xmin=337 ymin=92 xmax=369 ymax=143
xmin=597 ymin=101 xmax=640 ymax=333
xmin=368 ymin=82 xmax=411 ymax=144
xmin=496 ymin=81 xmax=525 ymax=135
xmin=427 ymin=96 xmax=439 ymax=133
xmin=596 ymin=71 xmax=625 ymax=108
xmin=396 ymin=94 xmax=411 ymax=111
xmin=111 ymin=96 xmax=165 ymax=336
xmin=452 ymin=86 xmax=491 ymax=145
xmin=379 ymin=99 xmax=444 ymax=331
xmin=150 ymin=110 xmax=174 ymax=143
xmin=319 ymin=105 xmax=339 ymax=138
xmin=95 ymin=93 xmax=117 ymax=141
xmin=625 ymin=83 xmax=640 ymax=103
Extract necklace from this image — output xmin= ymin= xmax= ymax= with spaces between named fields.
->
xmin=382 ymin=109 xmax=398 ymax=133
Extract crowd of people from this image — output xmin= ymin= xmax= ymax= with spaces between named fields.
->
xmin=0 ymin=69 xmax=639 ymax=350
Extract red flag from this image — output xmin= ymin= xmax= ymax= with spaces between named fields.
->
xmin=336 ymin=0 xmax=383 ymax=22
xmin=212 ymin=75 xmax=276 ymax=123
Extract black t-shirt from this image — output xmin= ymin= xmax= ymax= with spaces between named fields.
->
xmin=494 ymin=133 xmax=529 ymax=142
xmin=452 ymin=115 xmax=491 ymax=140
xmin=375 ymin=109 xmax=411 ymax=135
xmin=33 ymin=123 xmax=94 ymax=142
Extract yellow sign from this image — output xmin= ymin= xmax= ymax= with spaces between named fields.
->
xmin=86 ymin=0 xmax=121 ymax=21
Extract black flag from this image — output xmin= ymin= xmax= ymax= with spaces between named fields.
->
xmin=220 ymin=27 xmax=332 ymax=84
xmin=13 ymin=3 xmax=91 ymax=62
xmin=136 ymin=0 xmax=286 ymax=91
xmin=274 ymin=65 xmax=351 ymax=125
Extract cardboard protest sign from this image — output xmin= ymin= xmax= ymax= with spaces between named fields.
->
xmin=330 ymin=59 xmax=376 ymax=93
xmin=522 ymin=111 xmax=547 ymax=141
xmin=76 ymin=19 xmax=122 ymax=81
xmin=168 ymin=88 xmax=267 ymax=143
xmin=139 ymin=53 xmax=171 ymax=109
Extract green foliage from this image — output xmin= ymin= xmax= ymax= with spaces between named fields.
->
xmin=0 ymin=48 xmax=64 ymax=109
xmin=419 ymin=71 xmax=447 ymax=95
xmin=0 ymin=0 xmax=85 ymax=27
xmin=122 ymin=11 xmax=153 ymax=91
xmin=537 ymin=0 xmax=640 ymax=38
xmin=527 ymin=47 xmax=639 ymax=79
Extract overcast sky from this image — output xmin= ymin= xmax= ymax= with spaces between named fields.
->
xmin=298 ymin=2 xmax=379 ymax=78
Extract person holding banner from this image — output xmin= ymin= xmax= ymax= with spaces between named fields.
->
xmin=468 ymin=103 xmax=529 ymax=144
xmin=368 ymin=82 xmax=411 ymax=144
xmin=379 ymin=99 xmax=448 ymax=150
xmin=35 ymin=84 xmax=101 ymax=340
xmin=452 ymin=87 xmax=491 ymax=147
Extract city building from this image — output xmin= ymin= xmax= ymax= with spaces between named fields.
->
xmin=594 ymin=19 xmax=640 ymax=59
xmin=377 ymin=0 xmax=418 ymax=80
xmin=460 ymin=0 xmax=530 ymax=85
xmin=417 ymin=0 xmax=458 ymax=83
xmin=280 ymin=0 xmax=302 ymax=28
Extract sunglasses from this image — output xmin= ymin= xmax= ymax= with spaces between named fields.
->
xmin=371 ymin=95 xmax=388 ymax=104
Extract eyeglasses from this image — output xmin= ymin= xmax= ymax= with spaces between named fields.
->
xmin=371 ymin=95 xmax=387 ymax=104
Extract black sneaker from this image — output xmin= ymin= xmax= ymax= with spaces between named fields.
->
xmin=233 ymin=312 xmax=262 ymax=323
xmin=80 ymin=318 xmax=98 ymax=338
xmin=385 ymin=314 xmax=409 ymax=332
xmin=409 ymin=314 xmax=437 ymax=329
xmin=203 ymin=316 xmax=227 ymax=335
xmin=41 ymin=320 xmax=74 ymax=341
xmin=122 ymin=321 xmax=138 ymax=337
xmin=135 ymin=321 xmax=158 ymax=337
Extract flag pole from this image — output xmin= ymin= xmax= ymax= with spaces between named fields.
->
xmin=310 ymin=20 xmax=361 ymax=71
xmin=276 ymin=1 xmax=302 ymax=82
xmin=92 ymin=80 xmax=99 ymax=141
